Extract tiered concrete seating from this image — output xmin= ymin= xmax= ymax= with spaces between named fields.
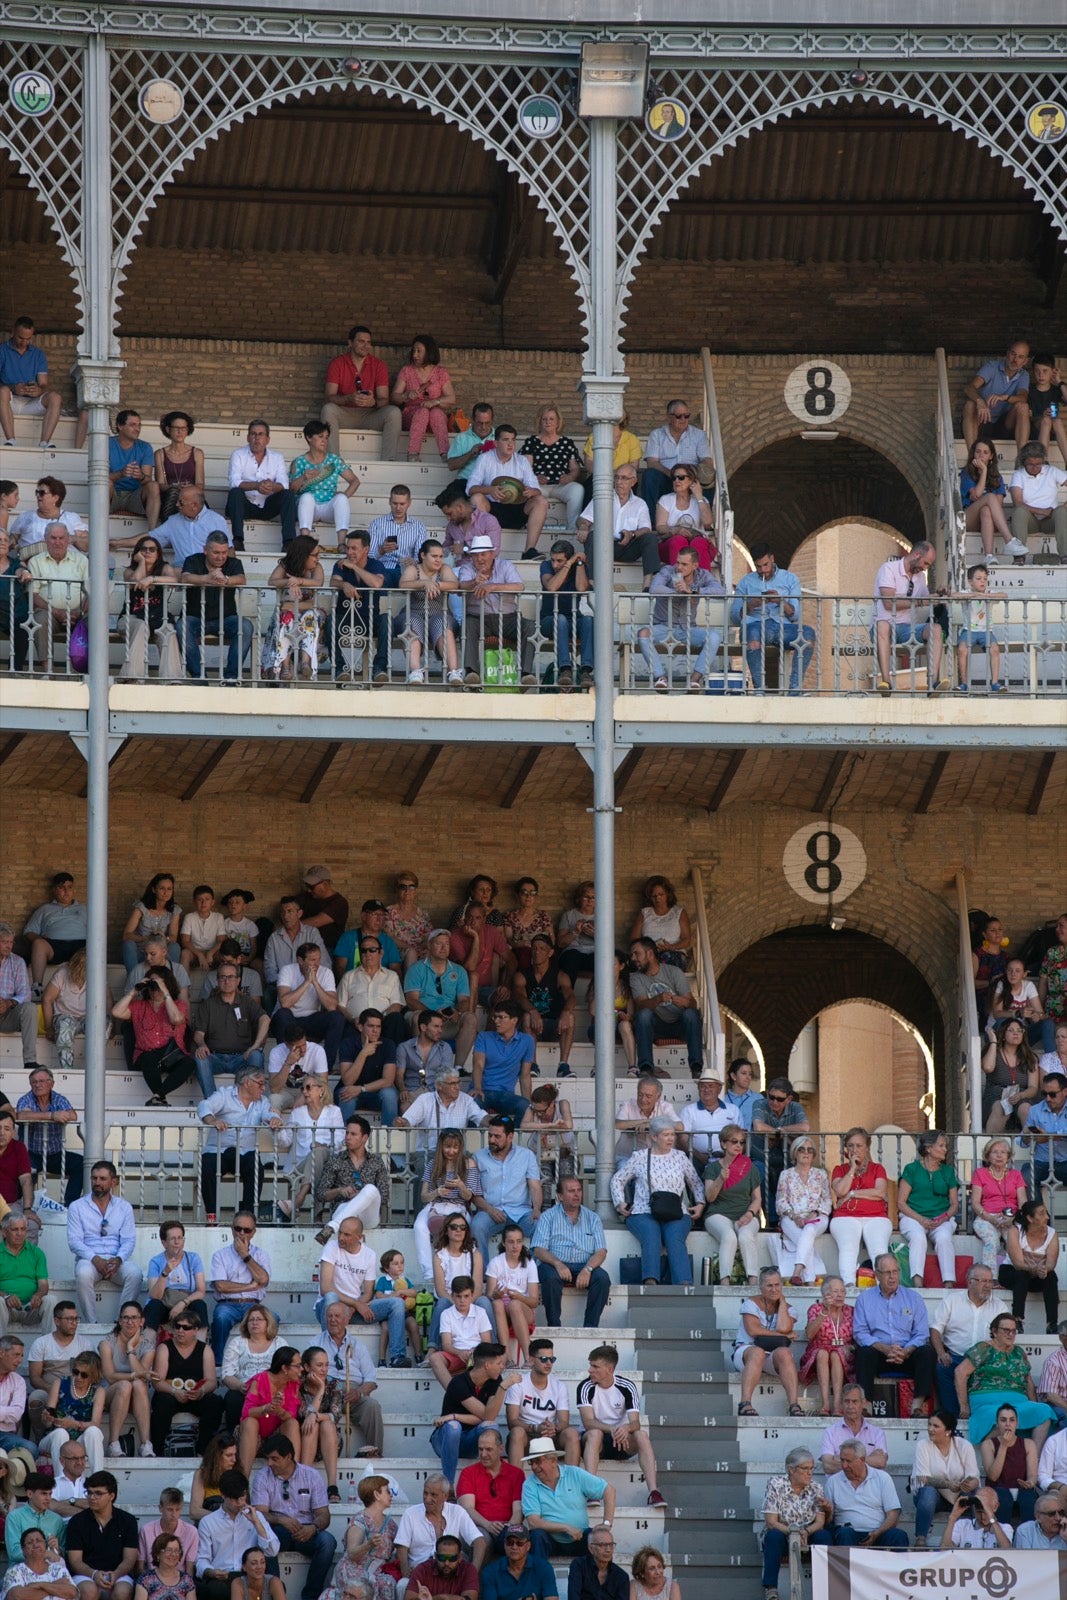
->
xmin=953 ymin=436 xmax=1066 ymax=570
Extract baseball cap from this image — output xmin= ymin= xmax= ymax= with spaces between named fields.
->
xmin=303 ymin=866 xmax=332 ymax=886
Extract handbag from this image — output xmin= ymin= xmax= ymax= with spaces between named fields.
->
xmin=647 ymin=1148 xmax=684 ymax=1223
xmin=68 ymin=615 xmax=89 ymax=672
xmin=753 ymin=1334 xmax=791 ymax=1352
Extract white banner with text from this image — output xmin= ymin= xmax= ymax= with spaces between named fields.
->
xmin=812 ymin=1546 xmax=1067 ymax=1600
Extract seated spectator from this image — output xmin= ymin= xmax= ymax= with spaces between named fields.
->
xmin=4 ymin=1474 xmax=65 ymax=1557
xmin=428 ymin=1213 xmax=492 ymax=1344
xmin=505 ymin=1338 xmax=580 ymax=1469
xmin=982 ymin=1022 xmax=1039 ymax=1135
xmin=191 ymin=963 xmax=269 ymax=1100
xmin=397 ymin=537 xmax=463 ymax=685
xmin=819 ymin=1384 xmax=887 ymax=1475
xmin=1020 ymin=1070 xmax=1067 ymax=1194
xmin=929 ymin=1263 xmax=1010 ymax=1417
xmin=578 ymin=1344 xmax=664 ymax=1508
xmin=408 ymin=1536 xmax=479 ymax=1600
xmin=11 ymin=478 xmax=86 ymax=558
xmin=732 ymin=1267 xmax=802 ymax=1419
xmin=853 ymin=1253 xmax=935 ymax=1416
xmin=486 ymin=1224 xmax=540 ymax=1364
xmin=276 ymin=1076 xmax=343 ymax=1220
xmin=152 ymin=410 xmax=204 ymax=523
xmin=396 ymin=1010 xmax=456 ymax=1111
xmin=446 ymin=402 xmax=496 ymax=484
xmin=1039 ymin=1422 xmax=1067 ymax=1493
xmin=261 ymin=537 xmax=326 ymax=682
xmin=0 ymin=528 xmax=31 ymax=671
xmin=394 ymin=1475 xmax=485 ymax=1579
xmin=581 ymin=415 xmax=642 ymax=476
xmin=366 ymin=486 xmax=427 ymax=593
xmin=208 ymin=1212 xmax=272 ymax=1365
xmin=512 ymin=939 xmax=574 ymax=1077
xmin=0 ymin=1332 xmax=31 ymax=1462
xmin=640 ymin=400 xmax=715 ymax=521
xmin=314 ymin=1216 xmax=411 ymax=1369
xmin=326 ymin=529 xmax=387 ymax=680
xmin=472 ymin=1003 xmax=534 ymax=1123
xmin=962 ymin=341 xmax=1031 ymax=453
xmin=953 ymin=562 xmax=1004 ymax=694
xmin=455 ymin=533 xmax=533 ymax=686
xmin=481 ymin=1524 xmax=557 ymax=1600
xmin=576 ymin=467 xmax=659 ymax=587
xmin=298 ymin=868 xmax=350 ymax=953
xmin=321 ymin=325 xmax=400 ymax=458
xmin=23 ymin=872 xmax=86 ymax=997
xmin=503 ymin=880 xmax=555 ymax=970
xmin=555 ymin=882 xmax=596 ymax=989
xmin=702 ymin=1126 xmax=761 ymax=1288
xmin=148 ymin=1312 xmax=223 ymax=1458
xmin=263 ymin=900 xmax=327 ymax=992
xmin=910 ymin=1410 xmax=980 ymax=1549
xmin=982 ymin=1402 xmax=1040 ymax=1526
xmin=384 ymin=871 xmax=432 ymax=972
xmin=133 ymin=1532 xmax=195 ymax=1600
xmin=612 ymin=1115 xmax=701 ymax=1287
xmin=119 ymin=535 xmax=182 ymax=681
xmin=338 ymin=950 xmax=406 ymax=1064
xmin=730 ymin=541 xmax=816 ymax=695
xmin=64 ymin=1471 xmax=140 ymax=1600
xmin=677 ymin=1070 xmax=729 ymax=1176
xmin=1038 ymin=1318 xmax=1067 ymax=1430
xmin=28 ymin=523 xmax=88 ymax=662
xmin=0 ymin=1111 xmax=39 ymax=1241
xmin=825 ymin=1441 xmax=908 ymax=1549
xmin=540 ymin=540 xmax=593 ymax=690
xmin=219 ymin=1306 xmax=282 ymax=1435
xmin=430 ymin=1342 xmax=516 ymax=1489
xmin=14 ymin=1068 xmax=81 ymax=1210
xmin=938 ymin=1489 xmax=1011 ymax=1551
xmin=569 ymin=1527 xmax=628 ymax=1600
xmin=98 ymin=1302 xmax=155 ymax=1459
xmin=404 ymin=931 xmax=479 ymax=1071
xmin=1014 ymin=1493 xmax=1067 ymax=1550
xmin=797 ymin=1278 xmax=855 ymax=1415
xmin=429 ymin=1274 xmax=495 ymax=1392
xmin=238 ymin=1350 xmax=301 ymax=1479
xmin=521 ymin=1085 xmax=576 ymax=1204
xmin=1009 ymin=440 xmax=1067 ymax=558
xmin=144 ymin=1220 xmax=207 ymax=1335
xmin=39 ymin=1349 xmax=105 ymax=1480
xmin=334 ymin=900 xmax=402 ymax=978
xmin=0 ymin=318 xmax=62 ymax=447
xmin=27 ymin=1304 xmax=89 ymax=1442
xmin=3 ymin=1525 xmax=76 ymax=1600
xmin=898 ymin=1130 xmax=960 ymax=1287
xmin=373 ymin=1250 xmax=422 ymax=1365
xmin=1037 ymin=919 xmax=1067 ymax=1055
xmin=49 ymin=1437 xmax=89 ymax=1517
xmin=467 ymin=425 xmax=549 ymax=559
xmin=41 ymin=954 xmax=94 ymax=1077
xmin=639 ymin=551 xmax=725 ymax=693
xmin=266 ymin=1022 xmax=327 ymax=1113
xmin=776 ymin=1136 xmax=831 ymax=1287
xmin=654 ymin=462 xmax=716 ymax=571
xmin=629 ymin=878 xmax=691 ymax=972
xmin=326 ymin=1486 xmax=396 ymax=1600
xmin=194 ymin=1471 xmax=279 ymax=1600
xmin=413 ymin=1131 xmax=481 ymax=1282
xmin=225 ymin=421 xmax=296 ymax=551
xmin=760 ymin=1447 xmax=831 ymax=1596
xmin=1000 ymin=1197 xmax=1060 ymax=1332
xmin=520 ymin=1435 xmax=615 ymax=1563
xmin=272 ymin=943 xmax=343 ymax=1068
xmin=988 ymin=960 xmax=1046 ymax=1049
xmin=959 ymin=441 xmax=1023 ymax=560
xmin=198 ymin=1066 xmax=281 ymax=1222
xmin=967 ymin=1144 xmax=1027 ymax=1280
xmin=872 ymin=539 xmax=946 ymax=695
xmin=65 ymin=1164 xmax=142 ymax=1323
xmin=629 ymin=939 xmax=703 ymax=1080
xmin=394 ymin=1068 xmax=489 ymax=1164
xmin=121 ymin=874 xmax=181 ymax=976
xmin=313 ymin=1118 xmax=391 ymax=1236
xmin=251 ymin=1433 xmax=336 ymax=1600
xmin=471 ymin=1116 xmax=542 ymax=1262
xmin=154 ymin=485 xmax=228 ymax=569
xmin=0 ymin=1214 xmax=55 ymax=1334
xmin=181 ymin=532 xmax=252 ymax=682
xmin=391 ymin=335 xmax=455 ymax=462
xmin=955 ymin=1310 xmax=1054 ymax=1447
xmin=111 ymin=967 xmax=195 ymax=1108
xmin=108 ymin=410 xmax=160 ymax=524
xmin=289 ymin=420 xmax=359 ymax=544
xmin=123 ymin=937 xmax=189 ymax=998
xmin=614 ymin=1076 xmax=681 ymax=1164
xmin=452 ymin=905 xmax=516 ymax=1013
xmin=522 ymin=407 xmax=585 ymax=529
xmin=311 ymin=1300 xmax=384 ymax=1462
xmin=190 ymin=1435 xmax=239 ymax=1524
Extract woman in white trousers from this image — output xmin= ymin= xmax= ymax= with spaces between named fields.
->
xmin=828 ymin=1128 xmax=894 ymax=1286
xmin=775 ymin=1136 xmax=831 ymax=1285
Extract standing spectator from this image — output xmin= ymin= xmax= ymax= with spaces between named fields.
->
xmin=748 ymin=1079 xmax=810 ymax=1229
xmin=144 ymin=1221 xmax=207 ymax=1334
xmin=320 ymin=325 xmax=401 ymax=459
xmin=702 ymin=1126 xmax=762 ymax=1288
xmin=627 ymin=939 xmax=703 ymax=1080
xmin=577 ymin=1345 xmax=664 ymax=1507
xmin=827 ymin=1127 xmax=893 ymax=1288
xmin=108 ymin=410 xmax=160 ymax=524
xmin=208 ymin=1213 xmax=272 ymax=1365
xmin=471 ymin=1117 xmax=543 ymax=1261
xmin=225 ymin=422 xmax=295 ymax=552
xmin=149 ymin=1313 xmax=223 ymax=1457
xmin=22 ymin=873 xmax=86 ymax=998
xmin=1009 ymin=441 xmax=1067 ymax=558
xmin=65 ymin=1165 xmax=142 ymax=1323
xmin=824 ymin=1442 xmax=909 ymax=1549
xmin=775 ymin=1136 xmax=832 ymax=1287
xmin=0 ymin=1215 xmax=55 ymax=1334
xmin=198 ymin=1065 xmax=282 ymax=1223
xmin=194 ymin=1472 xmax=279 ymax=1600
xmin=853 ymin=1253 xmax=936 ymax=1416
xmin=898 ymin=1131 xmax=960 ymax=1288
xmin=0 ymin=316 xmax=62 ymax=447
xmin=729 ymin=542 xmax=815 ymax=695
xmin=929 ymin=1264 xmax=1010 ymax=1417
xmin=65 ymin=1471 xmax=139 ymax=1600
xmin=0 ymin=925 xmax=37 ymax=1070
xmin=251 ymin=1437 xmax=336 ymax=1600
xmin=191 ymin=966 xmax=270 ymax=1099
xmin=761 ymin=1448 xmax=831 ymax=1597
xmin=611 ymin=1117 xmax=702 ymax=1287
xmin=567 ymin=1527 xmax=628 ymax=1600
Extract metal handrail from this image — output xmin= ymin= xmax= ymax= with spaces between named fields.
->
xmin=935 ymin=347 xmax=967 ymax=590
xmin=689 ymin=863 xmax=726 ymax=1076
xmin=700 ymin=346 xmax=735 ymax=590
xmin=955 ymin=869 xmax=984 ymax=1134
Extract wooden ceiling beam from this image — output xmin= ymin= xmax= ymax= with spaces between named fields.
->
xmin=402 ymin=745 xmax=444 ymax=808
xmin=914 ymin=751 xmax=950 ymax=815
xmin=707 ymin=750 xmax=745 ymax=813
xmin=0 ymin=733 xmax=26 ymax=768
xmin=181 ymin=740 xmax=233 ymax=803
xmin=300 ymin=742 xmax=342 ymax=806
xmin=613 ymin=750 xmax=645 ymax=802
xmin=1026 ymin=751 xmax=1056 ymax=816
xmin=500 ymin=747 xmax=542 ymax=810
xmin=811 ymin=752 xmax=848 ymax=814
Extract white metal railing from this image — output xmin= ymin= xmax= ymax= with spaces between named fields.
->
xmin=701 ymin=346 xmax=735 ymax=590
xmin=955 ymin=869 xmax=985 ymax=1134
xmin=935 ymin=346 xmax=967 ymax=590
xmin=689 ymin=863 xmax=726 ymax=1076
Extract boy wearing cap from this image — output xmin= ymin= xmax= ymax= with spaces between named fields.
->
xmin=297 ymin=869 xmax=349 ymax=955
xmin=480 ymin=1524 xmax=559 ymax=1600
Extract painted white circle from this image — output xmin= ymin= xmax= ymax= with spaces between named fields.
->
xmin=517 ymin=95 xmax=562 ymax=138
xmin=784 ymin=359 xmax=852 ymax=426
xmin=783 ymin=821 xmax=866 ymax=907
xmin=10 ymin=70 xmax=54 ymax=117
xmin=140 ymin=79 xmax=185 ymax=125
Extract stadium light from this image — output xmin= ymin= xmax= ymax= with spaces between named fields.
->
xmin=578 ymin=42 xmax=649 ymax=119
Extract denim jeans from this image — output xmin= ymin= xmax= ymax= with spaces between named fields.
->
xmin=762 ymin=1527 xmax=831 ymax=1587
xmin=267 ymin=1526 xmax=336 ymax=1600
xmin=197 ymin=1049 xmax=264 ymax=1097
xmin=831 ymin=1525 xmax=909 ymax=1548
xmin=475 ymin=1087 xmax=530 ymax=1122
xmin=743 ymin=616 xmax=816 ymax=691
xmin=183 ymin=613 xmax=254 ymax=679
xmin=913 ymin=1484 xmax=948 ymax=1541
xmin=626 ymin=1212 xmax=693 ymax=1284
xmin=471 ymin=1207 xmax=535 ymax=1262
xmin=430 ymin=1417 xmax=497 ymax=1486
xmin=210 ymin=1298 xmax=258 ymax=1363
xmin=633 ymin=1006 xmax=702 ymax=1072
xmin=314 ymin=1293 xmax=406 ymax=1360
xmin=336 ymin=1085 xmax=400 ymax=1126
xmin=639 ymin=622 xmax=723 ymax=680
xmin=551 ymin=610 xmax=593 ymax=672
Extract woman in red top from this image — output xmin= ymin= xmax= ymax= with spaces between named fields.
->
xmin=828 ymin=1127 xmax=893 ymax=1287
xmin=111 ymin=966 xmax=195 ymax=1107
xmin=238 ymin=1346 xmax=302 ymax=1476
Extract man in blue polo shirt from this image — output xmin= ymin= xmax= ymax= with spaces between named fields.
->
xmin=472 ymin=1002 xmax=534 ymax=1122
xmin=472 ymin=1117 xmax=542 ymax=1259
xmin=480 ymin=1524 xmax=558 ymax=1600
xmin=1021 ymin=1072 xmax=1067 ymax=1196
xmin=963 ymin=339 xmax=1031 ymax=453
xmin=0 ymin=317 xmax=62 ymax=449
xmin=404 ymin=929 xmax=478 ymax=1070
xmin=520 ymin=1436 xmax=615 ymax=1562
xmin=108 ymin=409 xmax=160 ymax=522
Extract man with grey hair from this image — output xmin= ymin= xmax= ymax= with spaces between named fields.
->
xmin=198 ymin=1064 xmax=281 ymax=1221
xmin=394 ymin=1063 xmax=488 ymax=1160
xmin=15 ymin=1065 xmax=82 ymax=1205
xmin=940 ymin=1487 xmax=1011 ymax=1550
xmin=0 ymin=924 xmax=37 ymax=1070
xmin=0 ymin=1214 xmax=55 ymax=1333
xmin=874 ymin=538 xmax=944 ymax=694
xmin=930 ymin=1262 xmax=1011 ymax=1416
xmin=825 ymin=1439 xmax=909 ymax=1548
xmin=1009 ymin=439 xmax=1067 ymax=557
xmin=154 ymin=483 xmax=228 ymax=567
xmin=181 ymin=530 xmax=251 ymax=680
xmin=394 ymin=1472 xmax=485 ymax=1575
xmin=0 ymin=1333 xmax=33 ymax=1459
xmin=27 ymin=522 xmax=88 ymax=661
xmin=820 ymin=1383 xmax=888 ymax=1475
xmin=853 ymin=1252 xmax=935 ymax=1415
xmin=1014 ymin=1493 xmax=1067 ymax=1550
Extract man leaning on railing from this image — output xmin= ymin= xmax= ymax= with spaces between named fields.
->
xmin=181 ymin=531 xmax=252 ymax=682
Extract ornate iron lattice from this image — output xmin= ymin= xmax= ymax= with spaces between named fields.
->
xmin=0 ymin=40 xmax=89 ymax=301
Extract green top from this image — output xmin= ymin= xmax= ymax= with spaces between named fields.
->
xmin=900 ymin=1159 xmax=960 ymax=1219
xmin=0 ymin=1239 xmax=48 ymax=1303
xmin=964 ymin=1340 xmax=1030 ymax=1396
xmin=5 ymin=1505 xmax=67 ymax=1561
xmin=704 ymin=1160 xmax=760 ymax=1223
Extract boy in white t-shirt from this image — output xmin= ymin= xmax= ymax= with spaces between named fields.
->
xmin=428 ymin=1278 xmax=492 ymax=1390
xmin=179 ymin=885 xmax=226 ymax=973
xmin=221 ymin=888 xmax=261 ymax=965
xmin=267 ymin=1021 xmax=330 ymax=1111
xmin=576 ymin=1342 xmax=665 ymax=1508
xmin=504 ymin=1337 xmax=580 ymax=1465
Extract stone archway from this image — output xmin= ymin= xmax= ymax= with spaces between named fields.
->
xmin=786 ymin=999 xmax=935 ymax=1137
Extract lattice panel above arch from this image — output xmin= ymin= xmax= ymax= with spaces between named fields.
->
xmin=0 ymin=39 xmax=88 ymax=296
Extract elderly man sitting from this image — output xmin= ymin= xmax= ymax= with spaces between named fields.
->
xmin=0 ymin=1213 xmax=55 ymax=1335
xmin=853 ymin=1252 xmax=936 ymax=1417
xmin=27 ymin=524 xmax=88 ymax=665
xmin=0 ymin=924 xmax=38 ymax=1073
xmin=825 ymin=1440 xmax=909 ymax=1549
xmin=198 ymin=1065 xmax=282 ymax=1223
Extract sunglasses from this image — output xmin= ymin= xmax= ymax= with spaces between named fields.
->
xmin=172 ymin=1323 xmax=197 ymax=1332
xmin=233 ymin=1225 xmax=255 ymax=1234
xmin=435 ymin=1553 xmax=460 ymax=1563
xmin=362 ymin=945 xmax=381 ymax=953
xmin=671 ymin=474 xmax=690 ymax=482
xmin=766 ymin=1095 xmax=788 ymax=1104
xmin=535 ymin=1353 xmax=557 ymax=1362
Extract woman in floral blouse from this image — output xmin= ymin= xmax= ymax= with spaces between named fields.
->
xmin=384 ymin=872 xmax=432 ymax=971
xmin=611 ymin=1116 xmax=703 ymax=1285
xmin=776 ymin=1136 xmax=832 ymax=1286
xmin=761 ymin=1447 xmax=831 ymax=1599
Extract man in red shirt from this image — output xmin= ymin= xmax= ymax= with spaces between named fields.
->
xmin=450 ymin=906 xmax=516 ymax=1009
xmin=321 ymin=325 xmax=401 ymax=458
xmin=0 ymin=1109 xmax=40 ymax=1242
xmin=457 ymin=1426 xmax=525 ymax=1558
xmin=408 ymin=1534 xmax=480 ymax=1599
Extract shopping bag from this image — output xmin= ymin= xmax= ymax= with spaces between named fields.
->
xmin=484 ymin=647 xmax=520 ymax=693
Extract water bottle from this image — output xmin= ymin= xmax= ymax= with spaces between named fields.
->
xmin=1050 ymin=402 xmax=1058 ymax=419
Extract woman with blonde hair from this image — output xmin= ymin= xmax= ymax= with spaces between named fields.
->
xmin=42 ymin=950 xmax=108 ymax=1073
xmin=522 ymin=405 xmax=584 ymax=528
xmin=970 ymin=1138 xmax=1026 ymax=1270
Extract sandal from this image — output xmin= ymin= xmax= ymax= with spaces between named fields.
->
xmin=788 ymin=1403 xmax=805 ymax=1416
xmin=737 ymin=1401 xmax=758 ymax=1417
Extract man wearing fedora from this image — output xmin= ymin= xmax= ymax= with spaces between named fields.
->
xmin=520 ymin=1435 xmax=615 ymax=1562
xmin=679 ymin=1068 xmax=733 ymax=1176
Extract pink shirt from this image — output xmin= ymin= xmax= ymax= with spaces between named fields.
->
xmin=971 ymin=1166 xmax=1026 ymax=1216
xmin=442 ymin=508 xmax=502 ymax=556
xmin=875 ymin=556 xmax=930 ymax=624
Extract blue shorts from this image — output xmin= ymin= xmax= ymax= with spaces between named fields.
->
xmin=957 ymin=630 xmax=999 ymax=647
xmin=878 ymin=621 xmax=930 ymax=645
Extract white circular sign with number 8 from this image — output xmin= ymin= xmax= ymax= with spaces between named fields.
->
xmin=784 ymin=359 xmax=851 ymax=425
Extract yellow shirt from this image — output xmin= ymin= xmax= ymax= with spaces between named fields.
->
xmin=28 ymin=549 xmax=89 ymax=610
xmin=582 ymin=430 xmax=643 ymax=469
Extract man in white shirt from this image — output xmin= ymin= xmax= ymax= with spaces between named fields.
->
xmin=940 ymin=1489 xmax=1011 ymax=1550
xmin=225 ymin=420 xmax=296 ymax=551
xmin=312 ymin=1298 xmax=384 ymax=1454
xmin=314 ymin=1217 xmax=410 ymax=1367
xmin=155 ymin=485 xmax=229 ymax=567
xmin=45 ymin=1438 xmax=89 ymax=1516
xmin=195 ymin=1471 xmax=279 ymax=1600
xmin=641 ymin=399 xmax=715 ymax=518
xmin=679 ymin=1070 xmax=733 ymax=1173
xmin=576 ymin=465 xmax=659 ymax=586
xmin=266 ymin=1023 xmax=328 ymax=1111
xmin=467 ymin=424 xmax=549 ymax=558
xmin=395 ymin=1069 xmax=489 ymax=1158
xmin=394 ymin=1474 xmax=485 ymax=1575
xmin=505 ymin=1338 xmax=580 ymax=1466
xmin=929 ymin=1264 xmax=1011 ymax=1415
xmin=337 ymin=940 xmax=406 ymax=1042
xmin=1010 ymin=441 xmax=1067 ymax=556
xmin=272 ymin=944 xmax=344 ymax=1067
xmin=1038 ymin=1425 xmax=1067 ymax=1492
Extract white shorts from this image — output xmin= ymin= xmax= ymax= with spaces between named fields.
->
xmin=6 ymin=395 xmax=47 ymax=414
xmin=732 ymin=1344 xmax=777 ymax=1373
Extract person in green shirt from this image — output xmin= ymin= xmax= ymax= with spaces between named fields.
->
xmin=898 ymin=1132 xmax=960 ymax=1289
xmin=5 ymin=1475 xmax=67 ymax=1558
xmin=0 ymin=1214 xmax=54 ymax=1334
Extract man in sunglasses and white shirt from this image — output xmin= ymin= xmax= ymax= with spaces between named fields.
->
xmin=310 ymin=1299 xmax=383 ymax=1456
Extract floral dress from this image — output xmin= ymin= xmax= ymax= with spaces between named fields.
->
xmin=384 ymin=902 xmax=432 ymax=958
xmin=327 ymin=1509 xmax=399 ymax=1600
xmin=798 ymin=1301 xmax=855 ymax=1385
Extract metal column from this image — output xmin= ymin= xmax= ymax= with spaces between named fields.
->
xmin=580 ymin=116 xmax=628 ymax=1219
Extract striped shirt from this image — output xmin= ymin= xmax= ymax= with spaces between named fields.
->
xmin=531 ymin=1202 xmax=606 ymax=1263
xmin=366 ymin=515 xmax=427 ymax=569
xmin=0 ymin=953 xmax=30 ymax=1005
xmin=16 ymin=1090 xmax=74 ymax=1158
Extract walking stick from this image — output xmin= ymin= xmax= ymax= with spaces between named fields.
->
xmin=344 ymin=1342 xmax=352 ymax=1458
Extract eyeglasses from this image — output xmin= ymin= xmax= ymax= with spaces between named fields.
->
xmin=362 ymin=945 xmax=381 ymax=953
xmin=233 ymin=1226 xmax=255 ymax=1235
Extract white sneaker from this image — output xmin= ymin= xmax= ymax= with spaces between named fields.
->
xmin=407 ymin=668 xmax=425 ymax=684
xmin=107 ymin=1441 xmax=124 ymax=1457
xmin=446 ymin=669 xmax=465 ymax=686
xmin=1002 ymin=537 xmax=1029 ymax=557
xmin=985 ymin=552 xmax=1000 ymax=563
xmin=139 ymin=1442 xmax=156 ymax=1457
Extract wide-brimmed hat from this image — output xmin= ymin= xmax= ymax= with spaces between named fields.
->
xmin=698 ymin=1067 xmax=722 ymax=1082
xmin=0 ymin=1448 xmax=29 ymax=1489
xmin=522 ymin=1436 xmax=563 ymax=1464
xmin=467 ymin=534 xmax=496 ymax=553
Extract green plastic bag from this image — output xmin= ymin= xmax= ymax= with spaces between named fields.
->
xmin=484 ymin=646 xmax=520 ymax=693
